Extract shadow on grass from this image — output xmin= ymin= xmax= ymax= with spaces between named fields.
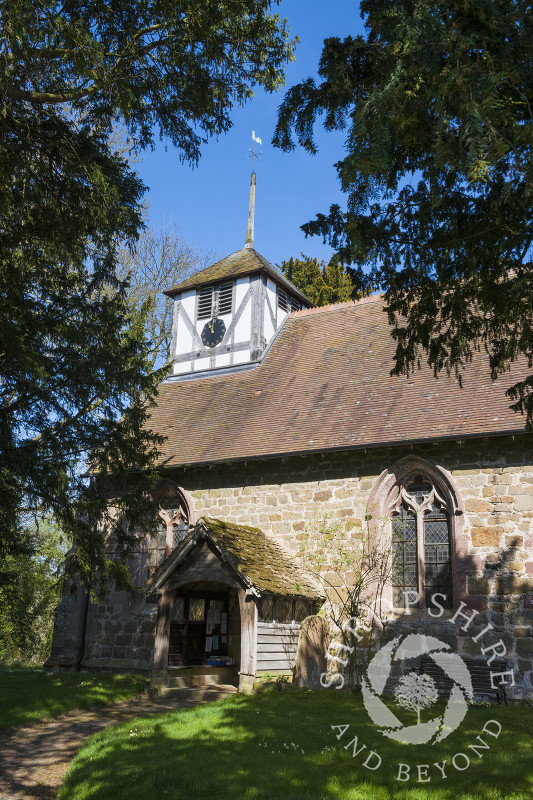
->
xmin=0 ymin=670 xmax=146 ymax=730
xmin=59 ymin=690 xmax=533 ymax=800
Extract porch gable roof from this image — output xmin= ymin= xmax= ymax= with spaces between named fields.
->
xmin=144 ymin=517 xmax=324 ymax=600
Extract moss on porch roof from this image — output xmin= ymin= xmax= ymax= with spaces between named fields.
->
xmin=144 ymin=517 xmax=325 ymax=600
xmin=201 ymin=518 xmax=323 ymax=598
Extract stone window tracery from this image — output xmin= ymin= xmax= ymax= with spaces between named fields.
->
xmin=157 ymin=503 xmax=189 ymax=559
xmin=148 ymin=488 xmax=193 ymax=572
xmin=391 ymin=474 xmax=453 ymax=610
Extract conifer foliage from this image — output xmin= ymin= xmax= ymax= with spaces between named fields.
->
xmin=0 ymin=1 xmax=295 ymax=580
xmin=278 ymin=255 xmax=354 ymax=306
xmin=274 ymin=1 xmax=533 ymax=424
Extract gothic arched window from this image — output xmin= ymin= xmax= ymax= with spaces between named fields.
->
xmin=148 ymin=488 xmax=193 ymax=572
xmin=391 ymin=474 xmax=453 ymax=610
xmin=157 ymin=502 xmax=189 ymax=557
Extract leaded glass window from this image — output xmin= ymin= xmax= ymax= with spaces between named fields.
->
xmin=258 ymin=596 xmax=316 ymax=624
xmin=172 ymin=596 xmax=185 ymax=622
xmin=424 ymin=502 xmax=452 ymax=609
xmin=187 ymin=598 xmax=205 ymax=621
xmin=156 ymin=521 xmax=167 ymax=557
xmin=172 ymin=517 xmax=189 ymax=548
xmin=294 ymin=598 xmax=312 ymax=622
xmin=392 ymin=506 xmax=418 ymax=608
xmin=258 ymin=596 xmax=273 ymax=622
xmin=391 ymin=477 xmax=453 ymax=610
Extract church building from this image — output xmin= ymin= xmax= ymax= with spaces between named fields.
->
xmin=47 ymin=173 xmax=533 ymax=698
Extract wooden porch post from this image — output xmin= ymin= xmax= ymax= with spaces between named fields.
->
xmin=238 ymin=589 xmax=257 ymax=693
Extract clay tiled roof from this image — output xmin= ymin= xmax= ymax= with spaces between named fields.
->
xmin=145 ymin=518 xmax=324 ymax=599
xmin=164 ymin=247 xmax=312 ymax=306
xmin=148 ymin=296 xmax=529 ymax=467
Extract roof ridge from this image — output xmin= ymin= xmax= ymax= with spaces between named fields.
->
xmin=290 ymin=293 xmax=383 ymax=317
xmin=163 ymin=248 xmax=245 ymax=295
xmin=164 ymin=246 xmax=313 ymax=306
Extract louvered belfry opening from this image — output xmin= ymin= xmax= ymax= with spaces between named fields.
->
xmin=277 ymin=286 xmax=301 ymax=314
xmin=217 ymin=281 xmax=233 ymax=315
xmin=197 ymin=286 xmax=213 ymax=320
xmin=197 ymin=282 xmax=233 ymax=322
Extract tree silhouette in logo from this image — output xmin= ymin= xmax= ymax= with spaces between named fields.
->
xmin=394 ymin=672 xmax=439 ymax=725
xmin=362 ymin=635 xmax=472 ymax=745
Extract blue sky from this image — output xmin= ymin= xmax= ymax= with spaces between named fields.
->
xmin=136 ymin=1 xmax=366 ymax=268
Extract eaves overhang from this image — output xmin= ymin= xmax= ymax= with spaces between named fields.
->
xmin=155 ymin=427 xmax=529 ymax=472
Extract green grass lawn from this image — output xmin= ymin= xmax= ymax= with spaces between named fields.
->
xmin=0 ymin=666 xmax=146 ymax=730
xmin=59 ymin=688 xmax=533 ymax=800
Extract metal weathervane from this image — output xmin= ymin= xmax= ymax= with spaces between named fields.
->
xmin=248 ymin=130 xmax=262 ymax=170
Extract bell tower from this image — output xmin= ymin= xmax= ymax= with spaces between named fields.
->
xmin=164 ymin=168 xmax=312 ymax=380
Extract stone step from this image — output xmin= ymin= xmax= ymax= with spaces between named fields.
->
xmin=166 ymin=668 xmax=235 ymax=689
xmin=160 ymin=684 xmax=238 ymax=697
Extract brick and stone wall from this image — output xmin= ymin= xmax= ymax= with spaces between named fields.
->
xmin=47 ymin=434 xmax=533 ymax=695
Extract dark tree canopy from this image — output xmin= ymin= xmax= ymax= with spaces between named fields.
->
xmin=0 ymin=0 xmax=295 ymax=579
xmin=274 ymin=1 xmax=533 ymax=424
xmin=278 ymin=255 xmax=354 ymax=306
xmin=0 ymin=109 xmax=161 ymax=585
xmin=2 ymin=0 xmax=295 ymax=160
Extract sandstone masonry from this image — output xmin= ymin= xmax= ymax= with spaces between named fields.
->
xmin=48 ymin=434 xmax=533 ymax=696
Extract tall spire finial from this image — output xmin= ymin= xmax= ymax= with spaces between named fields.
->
xmin=245 ymin=171 xmax=256 ymax=249
xmin=245 ymin=132 xmax=262 ymax=249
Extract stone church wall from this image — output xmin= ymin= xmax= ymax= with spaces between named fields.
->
xmin=81 ymin=593 xmax=158 ymax=672
xmin=47 ymin=534 xmax=161 ymax=672
xmin=48 ymin=434 xmax=533 ymax=695
xmin=171 ymin=434 xmax=533 ymax=697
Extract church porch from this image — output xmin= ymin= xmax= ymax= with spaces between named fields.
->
xmin=145 ymin=518 xmax=325 ymax=694
xmin=151 ymin=582 xmax=243 ymax=692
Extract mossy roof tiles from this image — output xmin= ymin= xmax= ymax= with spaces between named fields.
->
xmin=164 ymin=247 xmax=312 ymax=306
xmin=149 ymin=296 xmax=529 ymax=467
xmin=145 ymin=517 xmax=324 ymax=599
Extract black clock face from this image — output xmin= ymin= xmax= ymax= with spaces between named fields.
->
xmin=201 ymin=317 xmax=226 ymax=348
